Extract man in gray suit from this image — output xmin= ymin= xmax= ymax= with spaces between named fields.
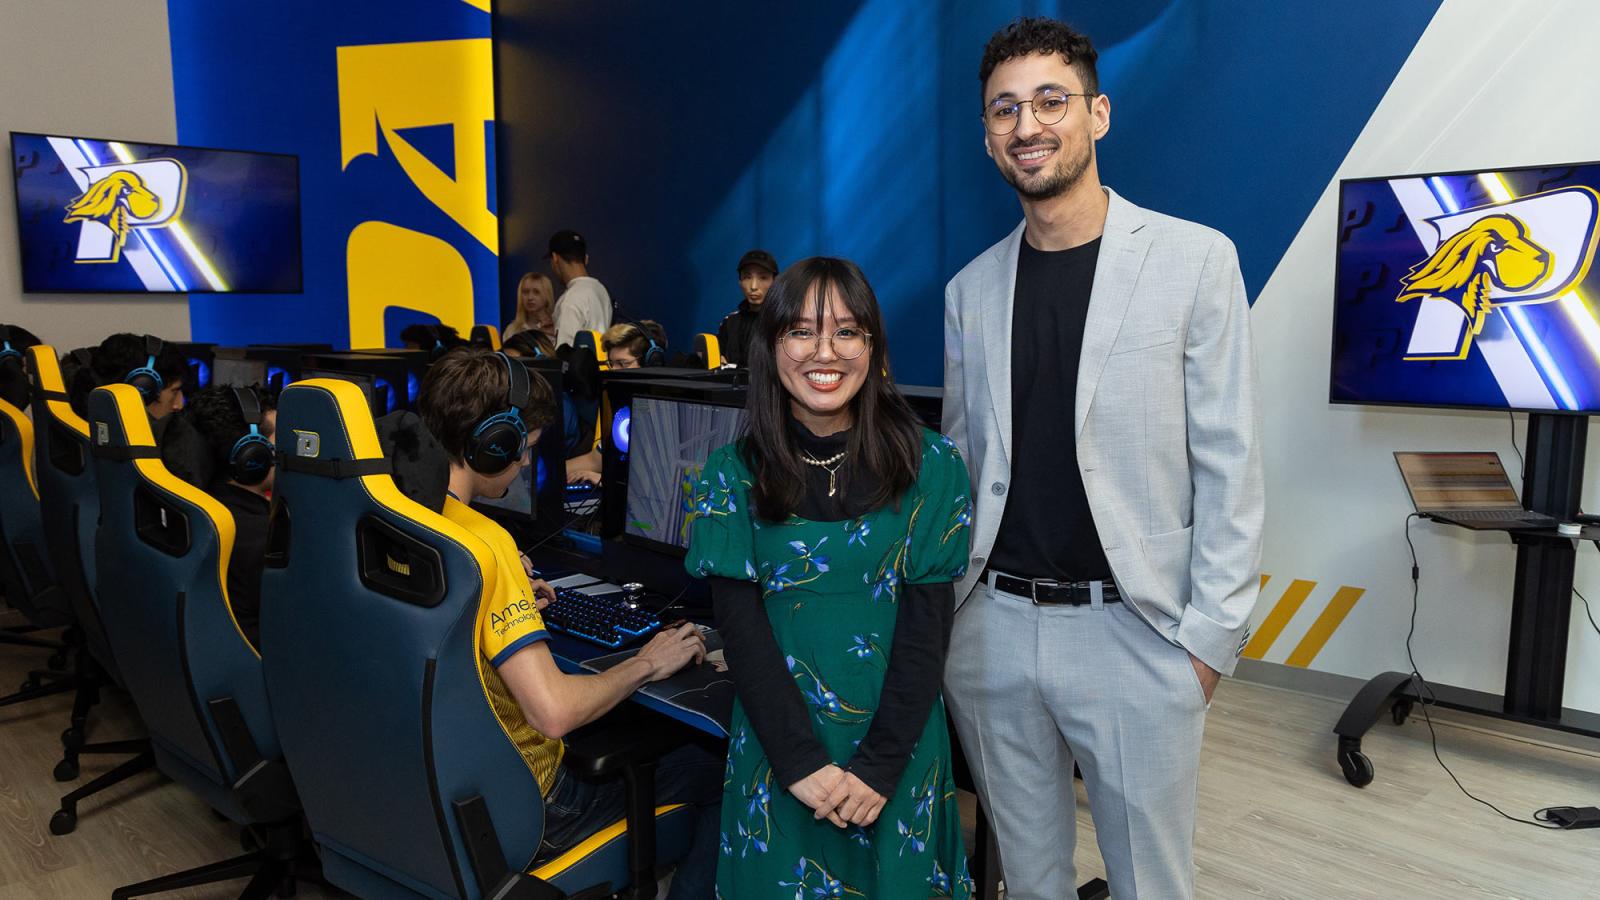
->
xmin=942 ymin=18 xmax=1262 ymax=899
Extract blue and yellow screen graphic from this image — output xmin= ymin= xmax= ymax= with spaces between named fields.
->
xmin=1333 ymin=164 xmax=1600 ymax=412
xmin=11 ymin=132 xmax=301 ymax=294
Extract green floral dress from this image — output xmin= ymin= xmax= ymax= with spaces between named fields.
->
xmin=687 ymin=429 xmax=975 ymax=899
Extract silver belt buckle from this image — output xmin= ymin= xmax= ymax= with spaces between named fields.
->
xmin=1030 ymin=578 xmax=1060 ymax=605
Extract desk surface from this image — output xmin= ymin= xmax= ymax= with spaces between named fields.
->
xmin=534 ymin=562 xmax=731 ymax=738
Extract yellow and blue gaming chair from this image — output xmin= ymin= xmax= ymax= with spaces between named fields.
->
xmin=261 ymin=379 xmax=694 ymax=899
xmin=86 ymin=384 xmax=309 ymax=895
xmin=27 ymin=345 xmax=154 ymax=814
xmin=0 ymin=391 xmax=75 ymax=704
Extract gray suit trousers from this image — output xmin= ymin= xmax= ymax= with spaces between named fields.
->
xmin=945 ymin=580 xmax=1208 ymax=899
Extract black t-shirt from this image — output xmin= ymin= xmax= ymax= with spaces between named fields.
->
xmin=716 ymin=302 xmax=761 ymax=367
xmin=212 ymin=482 xmax=271 ymax=649
xmin=987 ymin=236 xmax=1112 ymax=582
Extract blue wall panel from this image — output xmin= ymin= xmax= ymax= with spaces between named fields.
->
xmin=498 ymin=0 xmax=1439 ymax=385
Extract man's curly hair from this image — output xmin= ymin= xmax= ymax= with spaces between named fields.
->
xmin=979 ymin=17 xmax=1099 ymax=102
xmin=183 ymin=386 xmax=278 ymax=483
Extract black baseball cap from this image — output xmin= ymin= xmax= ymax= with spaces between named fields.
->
xmin=737 ymin=249 xmax=778 ymax=276
xmin=547 ymin=229 xmax=587 ymax=259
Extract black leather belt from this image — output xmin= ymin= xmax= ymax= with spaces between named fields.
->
xmin=982 ymin=568 xmax=1120 ymax=606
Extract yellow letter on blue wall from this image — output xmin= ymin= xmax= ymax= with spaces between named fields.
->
xmin=337 ymin=38 xmax=497 ymax=253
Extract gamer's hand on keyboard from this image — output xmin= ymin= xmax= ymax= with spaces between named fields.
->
xmin=634 ymin=623 xmax=707 ymax=682
xmin=567 ymin=468 xmax=601 ymax=485
xmin=529 ymin=578 xmax=554 ymax=611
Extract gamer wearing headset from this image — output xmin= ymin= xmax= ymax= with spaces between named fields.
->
xmin=599 ymin=321 xmax=667 ymax=370
xmin=84 ymin=333 xmax=189 ymax=421
xmin=0 ymin=324 xmax=42 ymax=410
xmin=166 ymin=386 xmax=278 ymax=648
xmin=417 ymin=348 xmax=722 ymax=896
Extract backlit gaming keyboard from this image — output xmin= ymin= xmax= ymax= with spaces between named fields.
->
xmin=543 ymin=587 xmax=662 ymax=649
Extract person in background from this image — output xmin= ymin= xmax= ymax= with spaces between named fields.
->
xmin=687 ymin=257 xmax=974 ymax=897
xmin=417 ymin=347 xmax=720 ymax=896
xmin=504 ymin=330 xmax=556 ymax=361
xmin=716 ymin=249 xmax=778 ymax=367
xmin=0 ymin=324 xmax=41 ymax=411
xmin=548 ymin=229 xmax=613 ymax=350
xmin=165 ymin=385 xmax=277 ymax=649
xmin=600 ymin=320 xmax=667 ymax=370
xmin=400 ymin=323 xmax=468 ymax=357
xmin=85 ymin=332 xmax=188 ymax=421
xmin=504 ymin=272 xmax=558 ymax=346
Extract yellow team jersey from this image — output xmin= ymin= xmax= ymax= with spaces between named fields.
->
xmin=442 ymin=497 xmax=565 ymax=795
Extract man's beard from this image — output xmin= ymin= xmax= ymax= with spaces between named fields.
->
xmin=1001 ymin=138 xmax=1092 ymax=201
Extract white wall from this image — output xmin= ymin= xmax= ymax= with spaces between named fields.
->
xmin=0 ymin=0 xmax=189 ymax=349
xmin=1251 ymin=0 xmax=1600 ymax=713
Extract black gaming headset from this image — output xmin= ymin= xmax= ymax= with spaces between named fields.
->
xmin=125 ymin=335 xmax=166 ymax=404
xmin=228 ymin=386 xmax=276 ymax=486
xmin=642 ymin=333 xmax=666 ymax=367
xmin=0 ymin=325 xmax=23 ymax=373
xmin=464 ymin=352 xmax=531 ymax=474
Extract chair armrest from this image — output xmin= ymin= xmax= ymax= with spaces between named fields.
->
xmin=559 ymin=708 xmax=691 ymax=779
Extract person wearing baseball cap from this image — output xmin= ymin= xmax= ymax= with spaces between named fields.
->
xmin=716 ymin=249 xmax=778 ymax=367
xmin=546 ymin=229 xmax=613 ymax=350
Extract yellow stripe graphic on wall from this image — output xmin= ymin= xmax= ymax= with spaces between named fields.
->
xmin=1284 ymin=586 xmax=1366 ymax=667
xmin=1241 ymin=578 xmax=1316 ymax=660
xmin=1243 ymin=576 xmax=1368 ymax=666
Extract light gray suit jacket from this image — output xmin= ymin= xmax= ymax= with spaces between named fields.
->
xmin=942 ymin=188 xmax=1263 ymax=675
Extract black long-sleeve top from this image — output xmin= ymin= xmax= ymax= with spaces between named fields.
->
xmin=712 ymin=416 xmax=956 ymax=797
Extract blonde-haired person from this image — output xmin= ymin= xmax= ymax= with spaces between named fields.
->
xmin=600 ymin=321 xmax=666 ymax=370
xmin=504 ymin=272 xmax=557 ymax=343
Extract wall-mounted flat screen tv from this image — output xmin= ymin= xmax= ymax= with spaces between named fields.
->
xmin=10 ymin=131 xmax=302 ymax=294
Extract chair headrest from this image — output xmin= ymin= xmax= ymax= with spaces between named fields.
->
xmin=28 ymin=345 xmax=88 ymax=438
xmin=159 ymin=410 xmax=217 ymax=488
xmin=374 ymin=410 xmax=449 ymax=513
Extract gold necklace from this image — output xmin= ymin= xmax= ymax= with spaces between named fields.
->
xmin=800 ymin=450 xmax=847 ymax=497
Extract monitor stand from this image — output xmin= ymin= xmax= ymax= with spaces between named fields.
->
xmin=1333 ymin=412 xmax=1600 ymax=788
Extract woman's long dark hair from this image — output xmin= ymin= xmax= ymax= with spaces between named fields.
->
xmin=743 ymin=257 xmax=923 ymax=522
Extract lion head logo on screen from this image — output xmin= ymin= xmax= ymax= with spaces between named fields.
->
xmin=62 ymin=159 xmax=187 ymax=265
xmin=1396 ymin=215 xmax=1552 ymax=339
xmin=1398 ymin=186 xmax=1600 ymax=361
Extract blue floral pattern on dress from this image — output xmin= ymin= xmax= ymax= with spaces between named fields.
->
xmin=777 ymin=857 xmax=865 ymax=898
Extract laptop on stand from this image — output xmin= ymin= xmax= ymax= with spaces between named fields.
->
xmin=1394 ymin=451 xmax=1558 ymax=530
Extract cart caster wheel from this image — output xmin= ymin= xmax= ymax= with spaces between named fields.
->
xmin=1391 ymin=699 xmax=1413 ymax=726
xmin=53 ymin=758 xmax=79 ymax=782
xmin=47 ymin=651 xmax=68 ymax=670
xmin=49 ymin=809 xmax=77 ymax=835
xmin=1338 ymin=748 xmax=1374 ymax=787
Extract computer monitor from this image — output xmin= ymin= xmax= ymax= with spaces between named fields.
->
xmin=245 ymin=345 xmax=327 ymax=393
xmin=172 ymin=341 xmax=216 ymax=392
xmin=210 ymin=355 xmax=268 ymax=389
xmin=622 ymin=393 xmax=748 ymax=554
xmin=1331 ymin=160 xmax=1600 ymax=413
xmin=301 ymin=368 xmax=382 ymax=418
xmin=344 ymin=348 xmax=431 ymax=409
xmin=302 ymin=353 xmax=413 ymax=414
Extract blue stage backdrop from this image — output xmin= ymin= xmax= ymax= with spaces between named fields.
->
xmin=167 ymin=0 xmax=498 ymax=349
xmin=495 ymin=0 xmax=1439 ymax=386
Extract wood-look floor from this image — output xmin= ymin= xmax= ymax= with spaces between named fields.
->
xmin=1 ymin=618 xmax=1596 ymax=899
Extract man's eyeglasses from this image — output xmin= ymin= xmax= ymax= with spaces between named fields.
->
xmin=780 ymin=327 xmax=872 ymax=362
xmin=982 ymin=88 xmax=1096 ymax=135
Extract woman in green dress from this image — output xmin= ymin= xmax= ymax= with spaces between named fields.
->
xmin=687 ymin=257 xmax=974 ymax=899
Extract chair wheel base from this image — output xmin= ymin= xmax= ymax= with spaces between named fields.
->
xmin=1338 ymin=747 xmax=1374 ymax=787
xmin=61 ymin=727 xmax=84 ymax=750
xmin=48 ymin=651 xmax=69 ymax=671
xmin=49 ymin=809 xmax=77 ymax=835
xmin=53 ymin=758 xmax=79 ymax=782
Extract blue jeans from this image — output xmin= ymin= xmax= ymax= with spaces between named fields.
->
xmin=537 ymin=742 xmax=722 ymax=899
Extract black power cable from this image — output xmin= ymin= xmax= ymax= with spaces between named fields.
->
xmin=1508 ymin=411 xmax=1525 ymax=478
xmin=1403 ymin=514 xmax=1575 ymax=829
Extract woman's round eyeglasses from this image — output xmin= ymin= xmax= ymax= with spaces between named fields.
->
xmin=780 ymin=328 xmax=872 ymax=362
